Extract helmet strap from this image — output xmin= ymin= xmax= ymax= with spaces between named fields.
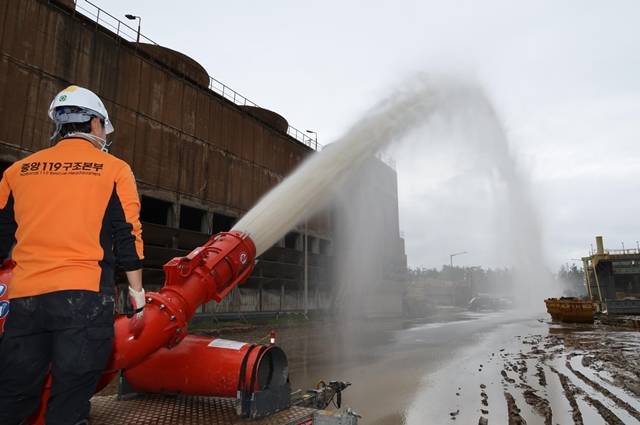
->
xmin=50 ymin=122 xmax=63 ymax=141
xmin=66 ymin=132 xmax=113 ymax=152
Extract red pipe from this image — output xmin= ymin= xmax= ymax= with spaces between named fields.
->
xmin=106 ymin=230 xmax=257 ymax=372
xmin=124 ymin=334 xmax=289 ymax=397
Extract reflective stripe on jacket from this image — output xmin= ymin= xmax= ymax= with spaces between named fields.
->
xmin=0 ymin=138 xmax=144 ymax=298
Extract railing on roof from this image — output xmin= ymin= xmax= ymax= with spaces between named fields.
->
xmin=603 ymin=248 xmax=640 ymax=256
xmin=72 ymin=0 xmax=322 ymax=151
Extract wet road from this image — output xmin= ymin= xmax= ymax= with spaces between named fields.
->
xmin=254 ymin=309 xmax=640 ymax=425
xmin=230 ymin=308 xmax=544 ymax=425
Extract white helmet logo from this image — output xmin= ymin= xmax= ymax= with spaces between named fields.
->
xmin=48 ymin=85 xmax=114 ymax=135
xmin=239 ymin=253 xmax=248 ymax=265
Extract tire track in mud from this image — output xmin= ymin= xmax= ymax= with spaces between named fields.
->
xmin=500 ymin=336 xmax=556 ymax=425
xmin=582 ymin=395 xmax=626 ymax=425
xmin=551 ymin=367 xmax=583 ymax=425
xmin=505 ymin=351 xmax=553 ymax=425
xmin=550 ymin=365 xmax=627 ymax=425
xmin=504 ymin=391 xmax=527 ymax=425
xmin=451 ymin=324 xmax=638 ymax=425
xmin=521 ymin=385 xmax=552 ymax=425
xmin=566 ymin=359 xmax=640 ymax=421
xmin=535 ymin=365 xmax=546 ymax=387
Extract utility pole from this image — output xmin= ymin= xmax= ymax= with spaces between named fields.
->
xmin=303 ymin=219 xmax=308 ymax=316
xmin=449 ymin=251 xmax=468 ymax=268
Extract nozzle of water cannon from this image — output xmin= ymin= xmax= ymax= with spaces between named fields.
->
xmin=346 ymin=408 xmax=362 ymax=419
xmin=269 ymin=330 xmax=276 ymax=345
xmin=329 ymin=380 xmax=351 ymax=392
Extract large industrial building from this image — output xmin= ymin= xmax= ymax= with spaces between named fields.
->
xmin=583 ymin=236 xmax=640 ymax=314
xmin=0 ymin=0 xmax=406 ymax=315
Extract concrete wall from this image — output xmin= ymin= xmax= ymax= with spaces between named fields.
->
xmin=331 ymin=157 xmax=408 ymax=317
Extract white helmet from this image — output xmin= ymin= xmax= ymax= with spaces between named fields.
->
xmin=48 ymin=85 xmax=114 ymax=136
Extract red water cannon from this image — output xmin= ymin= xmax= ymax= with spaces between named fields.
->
xmin=2 ymin=231 xmax=291 ymax=423
xmin=107 ymin=230 xmax=258 ymax=370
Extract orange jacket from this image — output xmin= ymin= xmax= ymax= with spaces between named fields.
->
xmin=0 ymin=138 xmax=144 ymax=299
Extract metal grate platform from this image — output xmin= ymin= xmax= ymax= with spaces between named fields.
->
xmin=90 ymin=394 xmax=316 ymax=425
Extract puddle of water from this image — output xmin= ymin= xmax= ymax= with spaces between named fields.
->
xmin=404 ymin=319 xmax=545 ymax=424
xmin=403 ymin=318 xmax=474 ymax=331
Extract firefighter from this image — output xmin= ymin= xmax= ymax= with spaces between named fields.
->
xmin=0 ymin=85 xmax=145 ymax=425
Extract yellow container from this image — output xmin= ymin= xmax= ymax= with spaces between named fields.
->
xmin=544 ymin=298 xmax=594 ymax=323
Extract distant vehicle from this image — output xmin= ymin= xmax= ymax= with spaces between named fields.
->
xmin=468 ymin=294 xmax=512 ymax=311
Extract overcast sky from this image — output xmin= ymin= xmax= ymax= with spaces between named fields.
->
xmin=93 ymin=0 xmax=640 ymax=270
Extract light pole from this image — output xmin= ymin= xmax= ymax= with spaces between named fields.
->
xmin=125 ymin=14 xmax=142 ymax=43
xmin=303 ymin=219 xmax=308 ymax=316
xmin=305 ymin=130 xmax=318 ymax=150
xmin=449 ymin=251 xmax=468 ymax=268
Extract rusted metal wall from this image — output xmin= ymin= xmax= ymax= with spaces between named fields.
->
xmin=0 ymin=0 xmax=340 ymax=315
xmin=0 ymin=0 xmax=328 ymax=233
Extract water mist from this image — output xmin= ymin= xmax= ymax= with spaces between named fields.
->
xmin=233 ymin=73 xmax=553 ymax=314
xmin=232 ymin=75 xmax=470 ymax=255
xmin=389 ymin=76 xmax=555 ymax=309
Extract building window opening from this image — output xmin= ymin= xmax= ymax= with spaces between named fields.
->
xmin=140 ymin=196 xmax=173 ymax=226
xmin=180 ymin=205 xmax=206 ymax=232
xmin=319 ymin=239 xmax=332 ymax=256
xmin=308 ymin=236 xmax=320 ymax=254
xmin=211 ymin=213 xmax=236 ymax=234
xmin=284 ymin=232 xmax=299 ymax=250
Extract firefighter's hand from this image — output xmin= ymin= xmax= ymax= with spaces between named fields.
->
xmin=129 ymin=286 xmax=145 ymax=319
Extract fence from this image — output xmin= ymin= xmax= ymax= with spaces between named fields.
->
xmin=71 ymin=0 xmax=322 ymax=151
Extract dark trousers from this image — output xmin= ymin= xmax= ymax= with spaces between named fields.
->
xmin=0 ymin=290 xmax=114 ymax=425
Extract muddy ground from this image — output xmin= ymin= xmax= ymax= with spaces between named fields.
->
xmin=403 ymin=317 xmax=640 ymax=425
xmin=471 ymin=324 xmax=640 ymax=425
xmin=195 ymin=312 xmax=640 ymax=424
xmin=97 ymin=311 xmax=640 ymax=425
xmin=502 ymin=325 xmax=640 ymax=425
